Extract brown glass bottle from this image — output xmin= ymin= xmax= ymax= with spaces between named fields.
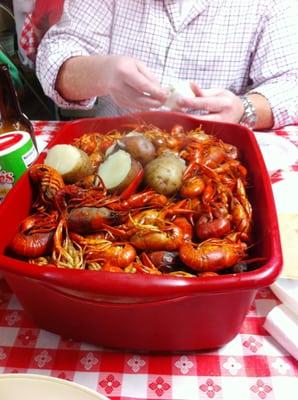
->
xmin=0 ymin=63 xmax=37 ymax=149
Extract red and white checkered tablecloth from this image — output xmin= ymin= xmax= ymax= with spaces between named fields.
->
xmin=0 ymin=121 xmax=297 ymax=400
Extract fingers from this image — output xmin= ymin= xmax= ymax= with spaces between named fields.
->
xmin=124 ymin=62 xmax=167 ymax=102
xmin=177 ymin=95 xmax=230 ymax=113
xmin=195 ymin=113 xmax=223 ymax=122
xmin=112 ymin=83 xmax=166 ymax=110
xmin=106 ymin=56 xmax=167 ymax=108
xmin=176 ymin=86 xmax=242 ymax=124
xmin=190 ymin=83 xmax=224 ymax=98
xmin=190 ymin=81 xmax=203 ymax=97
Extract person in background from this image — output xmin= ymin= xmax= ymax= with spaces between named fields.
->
xmin=30 ymin=0 xmax=64 ymax=44
xmin=16 ymin=0 xmax=64 ymax=64
xmin=12 ymin=0 xmax=35 ymax=66
xmin=36 ymin=0 xmax=298 ymax=130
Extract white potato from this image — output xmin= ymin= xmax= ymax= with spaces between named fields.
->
xmin=144 ymin=152 xmax=186 ymax=196
xmin=97 ymin=149 xmax=143 ymax=193
xmin=164 ymin=80 xmax=196 ymax=110
xmin=44 ymin=144 xmax=93 ymax=183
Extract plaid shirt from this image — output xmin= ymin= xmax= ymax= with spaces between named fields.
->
xmin=36 ymin=0 xmax=298 ymax=128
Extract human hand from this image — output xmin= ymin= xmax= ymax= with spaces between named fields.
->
xmin=101 ymin=55 xmax=167 ymax=110
xmin=176 ymin=82 xmax=244 ymax=124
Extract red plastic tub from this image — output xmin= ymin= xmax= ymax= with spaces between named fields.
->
xmin=0 ymin=112 xmax=282 ymax=351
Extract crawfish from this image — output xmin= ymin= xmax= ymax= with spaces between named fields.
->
xmin=105 ymin=207 xmax=174 ymax=239
xmin=195 ymin=214 xmax=231 ymax=240
xmin=221 ymin=142 xmax=239 ymax=160
xmin=180 ymin=176 xmax=206 ymax=199
xmin=159 ymin=199 xmax=200 ymax=226
xmin=109 ymin=207 xmax=193 ymax=242
xmin=29 ymin=164 xmax=64 ymax=208
xmin=231 ymin=197 xmax=251 ymax=240
xmin=19 ymin=210 xmax=59 ymax=233
xmin=170 ymin=124 xmax=184 ymax=136
xmin=171 ymin=216 xmax=193 ymax=241
xmin=71 ymin=232 xmax=136 ymax=269
xmin=182 ymin=164 xmax=219 ymax=205
xmin=130 ymin=208 xmax=162 ymax=225
xmin=214 ymin=160 xmax=247 ymax=185
xmin=10 ymin=211 xmax=59 ymax=258
xmin=86 ymin=242 xmax=137 ymax=269
xmin=180 ymin=142 xmax=204 ymax=169
xmin=73 ymin=130 xmax=122 ymax=155
xmin=202 ymin=179 xmax=217 ymax=205
xmin=11 ymin=231 xmax=54 ymax=258
xmin=146 ymin=251 xmax=179 ymax=273
xmin=129 ymin=220 xmax=184 ymax=251
xmin=230 ymin=178 xmax=252 ymax=240
xmin=108 ymin=189 xmax=168 ymax=211
xmin=128 ymin=253 xmax=163 ymax=275
xmin=179 ymin=237 xmax=246 ymax=272
xmin=73 ymin=133 xmax=103 ymax=155
xmin=188 ymin=128 xmax=215 ymax=144
xmin=203 ymin=145 xmax=227 ymax=168
xmin=70 ymin=232 xmax=111 ymax=248
xmin=67 ymin=206 xmax=120 ymax=233
xmin=113 ymin=256 xmax=160 ymax=275
xmin=55 ymin=183 xmax=114 ymax=212
xmin=88 ymin=151 xmax=103 ymax=173
xmin=234 ymin=178 xmax=252 ymax=219
xmin=168 ymin=270 xmax=197 ymax=278
xmin=52 ymin=218 xmax=84 ymax=269
xmin=163 ymin=126 xmax=191 ymax=152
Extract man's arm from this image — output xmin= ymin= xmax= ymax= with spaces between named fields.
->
xmin=55 ymin=54 xmax=167 ymax=110
xmin=55 ymin=55 xmax=109 ymax=101
xmin=36 ymin=0 xmax=113 ymax=110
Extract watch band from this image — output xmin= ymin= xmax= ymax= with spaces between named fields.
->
xmin=239 ymin=95 xmax=257 ymax=129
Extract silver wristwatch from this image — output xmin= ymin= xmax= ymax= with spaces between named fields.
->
xmin=239 ymin=95 xmax=257 ymax=129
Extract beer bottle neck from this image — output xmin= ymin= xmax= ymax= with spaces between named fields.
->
xmin=0 ymin=63 xmax=23 ymax=122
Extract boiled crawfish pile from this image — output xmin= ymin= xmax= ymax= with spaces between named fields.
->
xmin=10 ymin=124 xmax=254 ymax=278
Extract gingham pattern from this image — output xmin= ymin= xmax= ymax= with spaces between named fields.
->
xmin=35 ymin=0 xmax=298 ymax=128
xmin=19 ymin=13 xmax=38 ymax=62
xmin=33 ymin=120 xmax=67 ymax=153
xmin=0 ymin=121 xmax=297 ymax=399
xmin=266 ymin=128 xmax=298 ymax=185
xmin=0 ymin=283 xmax=297 ymax=399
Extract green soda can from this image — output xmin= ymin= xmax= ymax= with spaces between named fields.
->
xmin=0 ymin=131 xmax=38 ymax=202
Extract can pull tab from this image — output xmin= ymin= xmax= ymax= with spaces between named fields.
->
xmin=0 ymin=63 xmax=37 ymax=150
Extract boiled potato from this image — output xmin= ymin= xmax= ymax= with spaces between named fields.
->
xmin=144 ymin=152 xmax=186 ymax=195
xmin=116 ymin=134 xmax=156 ymax=166
xmin=97 ymin=149 xmax=143 ymax=193
xmin=44 ymin=144 xmax=93 ymax=183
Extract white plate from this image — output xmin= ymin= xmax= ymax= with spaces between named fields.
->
xmin=0 ymin=374 xmax=110 ymax=400
xmin=254 ymin=132 xmax=298 ymax=176
xmin=271 ymin=278 xmax=298 ymax=316
xmin=271 ymin=174 xmax=298 ymax=213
